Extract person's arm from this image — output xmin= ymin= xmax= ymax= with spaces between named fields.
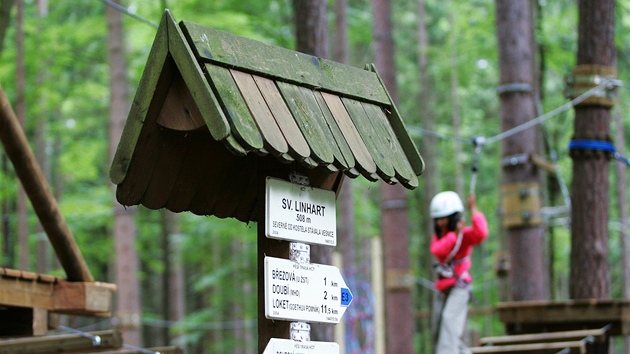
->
xmin=464 ymin=194 xmax=488 ymax=244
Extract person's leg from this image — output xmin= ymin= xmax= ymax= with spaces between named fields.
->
xmin=435 ymin=287 xmax=470 ymax=354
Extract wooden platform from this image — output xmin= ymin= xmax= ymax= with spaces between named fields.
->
xmin=0 ymin=267 xmax=116 ymax=337
xmin=470 ymin=326 xmax=611 ymax=354
xmin=496 ymin=299 xmax=630 ymax=335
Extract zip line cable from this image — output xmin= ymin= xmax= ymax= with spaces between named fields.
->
xmin=100 ymin=0 xmax=159 ymax=29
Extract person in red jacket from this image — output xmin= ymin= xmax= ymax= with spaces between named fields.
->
xmin=429 ymin=191 xmax=488 ymax=354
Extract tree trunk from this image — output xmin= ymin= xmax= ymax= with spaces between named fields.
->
xmin=0 ymin=0 xmax=15 ymax=55
xmin=569 ymin=0 xmax=615 ymax=300
xmin=292 ymin=0 xmax=333 ymax=343
xmin=16 ymin=0 xmax=29 ymax=272
xmin=495 ymin=0 xmax=547 ymax=301
xmin=106 ymin=0 xmax=141 ymax=345
xmin=373 ymin=0 xmax=414 ymax=352
xmin=35 ymin=0 xmax=49 ymax=276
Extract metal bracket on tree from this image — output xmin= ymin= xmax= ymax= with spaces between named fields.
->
xmin=564 ymin=65 xmax=618 ymax=107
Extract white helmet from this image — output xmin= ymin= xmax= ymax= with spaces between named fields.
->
xmin=430 ymin=191 xmax=464 ymax=218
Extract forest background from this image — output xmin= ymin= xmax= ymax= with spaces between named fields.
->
xmin=1 ymin=0 xmax=630 ymax=353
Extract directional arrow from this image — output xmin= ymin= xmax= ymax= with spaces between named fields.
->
xmin=264 ymin=256 xmax=353 ymax=324
xmin=263 ymin=338 xmax=339 ymax=354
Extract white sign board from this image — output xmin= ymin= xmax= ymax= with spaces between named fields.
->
xmin=265 ymin=177 xmax=337 ymax=246
xmin=263 ymin=338 xmax=340 ymax=354
xmin=264 ymin=256 xmax=353 ymax=324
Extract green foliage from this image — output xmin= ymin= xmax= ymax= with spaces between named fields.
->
xmin=2 ymin=0 xmax=629 ymax=352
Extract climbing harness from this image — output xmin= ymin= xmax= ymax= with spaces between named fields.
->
xmin=434 ymin=231 xmax=464 ymax=279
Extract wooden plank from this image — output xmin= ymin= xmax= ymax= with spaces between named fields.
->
xmin=164 ymin=129 xmax=215 ymax=213
xmin=188 ymin=139 xmax=237 ymax=215
xmin=230 ymin=69 xmax=290 ymax=159
xmin=361 ymin=102 xmax=418 ymax=188
xmin=469 ymin=340 xmax=588 ymax=354
xmin=115 ymin=105 xmax=167 ymax=206
xmin=368 ymin=64 xmax=424 ymax=176
xmin=0 ymin=276 xmax=114 ymax=316
xmin=205 ymin=63 xmax=263 ymax=151
xmin=52 ymin=281 xmax=115 ymax=316
xmin=480 ymin=326 xmax=610 ymax=345
xmin=181 ymin=21 xmax=390 ymax=106
xmin=166 ymin=10 xmax=230 ymax=142
xmin=212 ymin=153 xmax=259 ymax=219
xmin=321 ymin=92 xmax=377 ymax=180
xmin=0 ymin=329 xmax=122 ymax=353
xmin=252 ymin=75 xmax=311 ymax=161
xmin=156 ymin=69 xmax=206 ymax=131
xmin=0 ymin=307 xmax=47 ymax=337
xmin=276 ymin=82 xmax=335 ymax=167
xmin=110 ymin=12 xmax=170 ymax=185
xmin=312 ymin=91 xmax=355 ymax=172
xmin=342 ymin=97 xmax=396 ymax=180
xmin=141 ymin=128 xmax=193 ymax=210
xmin=0 ymin=273 xmax=56 ymax=309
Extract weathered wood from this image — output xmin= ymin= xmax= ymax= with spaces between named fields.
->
xmin=0 ymin=272 xmax=113 ymax=316
xmin=166 ymin=10 xmax=230 ymax=142
xmin=320 ymin=92 xmax=377 ymax=180
xmin=181 ymin=21 xmax=391 ymax=106
xmin=231 ymin=69 xmax=289 ymax=158
xmin=110 ymin=12 xmax=170 ymax=185
xmin=469 ymin=340 xmax=588 ymax=354
xmin=156 ymin=69 xmax=206 ymax=131
xmin=497 ymin=300 xmax=630 ymax=335
xmin=205 ymin=63 xmax=263 ymax=151
xmin=141 ymin=128 xmax=193 ymax=210
xmin=0 ymin=85 xmax=93 ymax=283
xmin=276 ymin=82 xmax=335 ymax=167
xmin=115 ymin=108 xmax=168 ymax=206
xmin=187 ymin=137 xmax=237 ymax=216
xmin=368 ymin=64 xmax=424 ymax=176
xmin=0 ymin=329 xmax=122 ymax=353
xmin=164 ymin=129 xmax=214 ymax=213
xmin=53 ymin=281 xmax=115 ymax=316
xmin=361 ymin=101 xmax=418 ymax=188
xmin=312 ymin=90 xmax=354 ymax=171
xmin=342 ymin=96 xmax=395 ymax=179
xmin=253 ymin=74 xmax=311 ymax=161
xmin=480 ymin=326 xmax=610 ymax=346
xmin=0 ymin=307 xmax=47 ymax=337
xmin=211 ymin=153 xmax=258 ymax=219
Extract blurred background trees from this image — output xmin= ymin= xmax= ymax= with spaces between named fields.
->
xmin=1 ymin=0 xmax=630 ymax=352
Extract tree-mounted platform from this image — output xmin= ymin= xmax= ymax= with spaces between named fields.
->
xmin=0 ymin=268 xmax=115 ymax=337
xmin=497 ymin=299 xmax=630 ymax=336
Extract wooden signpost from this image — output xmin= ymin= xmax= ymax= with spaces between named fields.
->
xmin=261 ymin=176 xmax=352 ymax=353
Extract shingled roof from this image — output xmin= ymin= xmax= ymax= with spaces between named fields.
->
xmin=110 ymin=10 xmax=424 ymax=223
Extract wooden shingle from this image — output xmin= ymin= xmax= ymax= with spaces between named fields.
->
xmin=110 ymin=10 xmax=424 ymax=222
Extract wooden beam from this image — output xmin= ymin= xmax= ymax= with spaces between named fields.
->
xmin=0 ymin=269 xmax=115 ymax=316
xmin=0 ymin=85 xmax=93 ymax=282
xmin=0 ymin=329 xmax=122 ymax=353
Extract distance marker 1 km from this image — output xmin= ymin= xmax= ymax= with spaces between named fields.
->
xmin=264 ymin=256 xmax=353 ymax=324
